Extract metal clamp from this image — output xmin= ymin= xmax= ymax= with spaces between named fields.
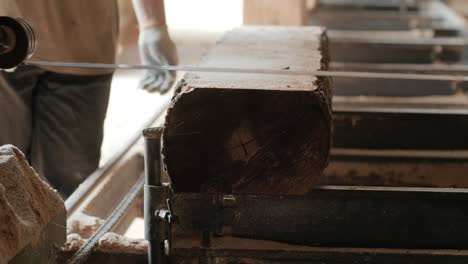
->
xmin=143 ymin=127 xmax=174 ymax=264
xmin=155 ymin=199 xmax=178 ymax=225
xmin=155 ymin=198 xmax=178 ymax=256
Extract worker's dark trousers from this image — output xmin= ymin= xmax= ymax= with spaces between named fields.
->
xmin=0 ymin=65 xmax=112 ymax=197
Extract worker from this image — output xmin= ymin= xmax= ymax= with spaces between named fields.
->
xmin=0 ymin=0 xmax=178 ymax=197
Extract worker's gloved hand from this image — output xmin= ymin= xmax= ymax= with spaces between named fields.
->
xmin=138 ymin=27 xmax=178 ymax=94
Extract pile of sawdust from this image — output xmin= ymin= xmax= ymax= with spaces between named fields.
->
xmin=67 ymin=213 xmax=104 ymax=239
xmin=63 ymin=232 xmax=148 ymax=255
xmin=0 ymin=145 xmax=64 ymax=263
xmin=63 ymin=233 xmax=86 ymax=252
xmin=98 ymin=232 xmax=147 ymax=254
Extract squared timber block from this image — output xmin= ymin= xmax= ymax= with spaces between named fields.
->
xmin=162 ymin=26 xmax=333 ymax=195
xmin=332 ymin=77 xmax=458 ymax=97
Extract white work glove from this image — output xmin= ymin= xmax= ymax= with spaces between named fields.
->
xmin=138 ymin=27 xmax=178 ymax=94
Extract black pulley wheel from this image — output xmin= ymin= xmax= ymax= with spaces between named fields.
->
xmin=0 ymin=16 xmax=35 ymax=69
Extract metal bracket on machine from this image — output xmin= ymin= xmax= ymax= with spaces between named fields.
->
xmin=143 ymin=127 xmax=177 ymax=264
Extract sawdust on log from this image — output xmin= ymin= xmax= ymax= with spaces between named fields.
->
xmin=0 ymin=145 xmax=64 ymax=263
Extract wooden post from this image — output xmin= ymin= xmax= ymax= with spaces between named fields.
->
xmin=162 ymin=26 xmax=332 ymax=195
xmin=243 ymin=0 xmax=309 ymax=26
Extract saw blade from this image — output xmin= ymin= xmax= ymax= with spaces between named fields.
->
xmin=26 ymin=60 xmax=468 ymax=82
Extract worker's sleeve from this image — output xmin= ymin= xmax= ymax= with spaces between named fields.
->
xmin=132 ymin=0 xmax=167 ymax=29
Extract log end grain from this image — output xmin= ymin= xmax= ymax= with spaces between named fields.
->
xmin=163 ymin=26 xmax=332 ymax=195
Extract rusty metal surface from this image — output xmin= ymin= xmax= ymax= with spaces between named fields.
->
xmin=59 ymin=245 xmax=468 ymax=264
xmin=171 ymin=187 xmax=468 ymax=249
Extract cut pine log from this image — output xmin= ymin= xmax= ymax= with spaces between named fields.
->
xmin=162 ymin=26 xmax=333 ymax=195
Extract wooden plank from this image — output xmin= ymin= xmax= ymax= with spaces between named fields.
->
xmin=331 ymin=62 xmax=468 ymax=73
xmin=243 ymin=0 xmax=308 ymax=26
xmin=310 ymin=1 xmax=465 ymax=36
xmin=162 ymin=27 xmax=333 ymax=195
xmin=328 ymin=31 xmax=465 ymax=63
xmin=172 ymin=187 xmax=468 ymax=249
xmin=330 ymin=62 xmax=467 ymax=97
xmin=111 ymin=190 xmax=143 ymax=235
xmin=333 ymin=107 xmax=468 ymax=150
xmin=332 ymin=95 xmax=468 ymax=110
xmin=309 ymin=9 xmax=436 ymax=31
xmin=68 ymin=153 xmax=143 ymax=220
xmin=425 ymin=1 xmax=466 ymax=37
xmin=318 ymin=0 xmax=419 ymax=11
xmin=324 ymin=159 xmax=468 ymax=188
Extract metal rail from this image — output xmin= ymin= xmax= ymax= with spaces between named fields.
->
xmin=67 ymin=174 xmax=144 ymax=264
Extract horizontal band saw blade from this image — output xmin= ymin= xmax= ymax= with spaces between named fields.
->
xmin=26 ymin=60 xmax=468 ymax=82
